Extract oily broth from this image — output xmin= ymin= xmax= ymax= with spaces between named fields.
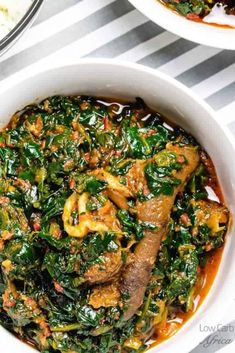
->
xmin=0 ymin=96 xmax=229 ymax=352
xmin=151 ymin=247 xmax=224 ymax=346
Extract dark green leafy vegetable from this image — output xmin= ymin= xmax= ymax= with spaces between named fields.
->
xmin=0 ymin=96 xmax=228 ymax=353
xmin=145 ymin=162 xmax=181 ymax=197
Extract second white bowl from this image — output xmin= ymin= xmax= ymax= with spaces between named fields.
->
xmin=129 ymin=0 xmax=235 ymax=49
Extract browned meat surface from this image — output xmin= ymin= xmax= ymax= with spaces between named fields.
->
xmin=122 ymin=144 xmax=200 ymax=320
xmin=63 ymin=192 xmax=122 ymax=238
xmin=106 ymin=189 xmax=130 ymax=211
xmin=89 ymin=283 xmax=120 ymax=309
xmin=86 ymin=144 xmax=200 ymax=315
xmin=126 ymin=160 xmax=146 ymax=196
xmin=191 ymin=199 xmax=229 ymax=237
xmin=84 ymin=251 xmax=123 ymax=285
xmin=107 ymin=161 xmax=147 ymax=210
xmin=94 ymin=198 xmax=121 ymax=232
xmin=82 ymin=196 xmax=124 ymax=284
xmin=90 ymin=169 xmax=133 ymax=211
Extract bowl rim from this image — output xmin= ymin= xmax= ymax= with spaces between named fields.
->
xmin=128 ymin=0 xmax=235 ymax=50
xmin=1 ymin=58 xmax=235 ymax=148
xmin=0 ymin=0 xmax=44 ymax=52
xmin=0 ymin=58 xmax=234 ymax=353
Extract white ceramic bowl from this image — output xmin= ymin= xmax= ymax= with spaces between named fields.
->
xmin=0 ymin=59 xmax=235 ymax=353
xmin=0 ymin=0 xmax=44 ymax=56
xmin=129 ymin=0 xmax=235 ymax=49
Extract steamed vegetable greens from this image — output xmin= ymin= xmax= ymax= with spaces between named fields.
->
xmin=0 ymin=96 xmax=229 ymax=353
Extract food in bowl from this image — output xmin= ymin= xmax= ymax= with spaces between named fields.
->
xmin=0 ymin=0 xmax=33 ymax=40
xmin=0 ymin=95 xmax=229 ymax=353
xmin=159 ymin=0 xmax=235 ymax=27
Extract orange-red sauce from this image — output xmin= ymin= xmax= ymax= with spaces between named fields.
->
xmin=151 ymin=153 xmax=228 ymax=347
xmin=151 ymin=246 xmax=224 ymax=346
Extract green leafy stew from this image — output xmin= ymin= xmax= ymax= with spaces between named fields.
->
xmin=159 ymin=0 xmax=235 ymax=23
xmin=0 ymin=96 xmax=229 ymax=353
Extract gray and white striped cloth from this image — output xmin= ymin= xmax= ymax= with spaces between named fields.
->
xmin=0 ymin=0 xmax=234 ymax=352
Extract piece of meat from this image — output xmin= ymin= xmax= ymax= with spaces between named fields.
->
xmin=63 ymin=192 xmax=121 ymax=238
xmin=84 ymin=251 xmax=123 ymax=285
xmin=94 ymin=198 xmax=121 ymax=232
xmin=125 ymin=160 xmax=146 ymax=196
xmin=89 ymin=283 xmax=120 ymax=309
xmin=82 ymin=197 xmax=124 ymax=285
xmin=122 ymin=144 xmax=200 ymax=320
xmin=90 ymin=169 xmax=133 ymax=211
xmin=106 ymin=189 xmax=130 ymax=211
xmin=91 ymin=169 xmax=132 ymax=198
xmin=107 ymin=160 xmax=147 ymax=210
xmin=191 ymin=199 xmax=229 ymax=234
